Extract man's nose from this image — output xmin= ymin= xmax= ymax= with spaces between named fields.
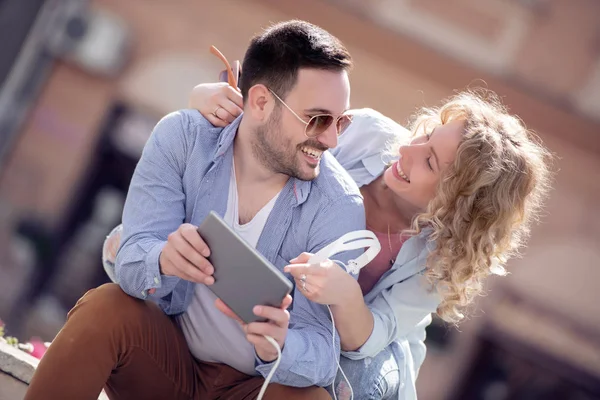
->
xmin=316 ymin=123 xmax=338 ymax=150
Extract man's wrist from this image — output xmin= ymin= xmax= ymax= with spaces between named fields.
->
xmin=255 ymin=348 xmax=277 ymax=364
xmin=157 ymin=250 xmax=172 ymax=276
xmin=255 ymin=336 xmax=285 ymax=364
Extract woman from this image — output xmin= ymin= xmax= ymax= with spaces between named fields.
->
xmin=103 ymin=83 xmax=551 ymax=399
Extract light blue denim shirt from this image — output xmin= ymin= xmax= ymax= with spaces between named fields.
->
xmin=330 ymin=109 xmax=441 ymax=400
xmin=115 ymin=110 xmax=366 ymax=387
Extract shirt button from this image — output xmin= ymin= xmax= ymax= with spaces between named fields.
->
xmin=154 ymin=276 xmax=160 ymax=285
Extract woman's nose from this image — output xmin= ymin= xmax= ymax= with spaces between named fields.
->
xmin=399 ymin=144 xmax=419 ymax=168
xmin=399 ymin=144 xmax=412 ymax=158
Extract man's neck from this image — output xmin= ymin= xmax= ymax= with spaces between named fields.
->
xmin=233 ymin=119 xmax=289 ymax=188
xmin=232 ymin=119 xmax=289 ymax=224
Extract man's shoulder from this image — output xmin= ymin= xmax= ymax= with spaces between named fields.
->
xmin=154 ymin=109 xmax=223 ymax=152
xmin=158 ymin=109 xmax=220 ymax=134
xmin=311 ymin=152 xmax=363 ymax=204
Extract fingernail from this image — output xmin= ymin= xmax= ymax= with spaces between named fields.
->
xmin=203 ymin=249 xmax=210 ymax=257
xmin=254 ymin=306 xmax=262 ymax=314
xmin=205 ymin=277 xmax=214 ymax=285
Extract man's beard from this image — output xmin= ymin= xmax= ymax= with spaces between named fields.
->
xmin=251 ymin=109 xmax=327 ymax=181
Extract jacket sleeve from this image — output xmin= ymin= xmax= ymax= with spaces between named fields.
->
xmin=342 ymin=272 xmax=439 ymax=360
xmin=115 ymin=111 xmax=194 ymax=303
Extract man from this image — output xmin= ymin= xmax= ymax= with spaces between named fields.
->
xmin=25 ymin=20 xmax=365 ymax=400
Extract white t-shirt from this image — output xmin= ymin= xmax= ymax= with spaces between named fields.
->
xmin=177 ymin=162 xmax=280 ymax=375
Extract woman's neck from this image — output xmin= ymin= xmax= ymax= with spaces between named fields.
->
xmin=361 ymin=176 xmax=414 ymax=233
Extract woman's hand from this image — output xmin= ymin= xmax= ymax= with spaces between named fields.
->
xmin=284 ymin=252 xmax=360 ymax=306
xmin=188 ymin=82 xmax=243 ymax=127
xmin=286 ymin=253 xmax=374 ymax=351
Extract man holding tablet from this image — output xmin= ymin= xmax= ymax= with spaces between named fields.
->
xmin=26 ymin=20 xmax=364 ymax=400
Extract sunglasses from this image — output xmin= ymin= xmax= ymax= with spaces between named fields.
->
xmin=268 ymin=89 xmax=353 ymax=138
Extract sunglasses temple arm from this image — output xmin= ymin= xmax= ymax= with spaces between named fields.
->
xmin=210 ymin=45 xmax=237 ymax=88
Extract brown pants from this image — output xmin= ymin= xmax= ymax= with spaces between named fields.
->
xmin=25 ymin=284 xmax=331 ymax=400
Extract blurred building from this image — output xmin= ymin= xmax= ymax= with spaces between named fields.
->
xmin=0 ymin=0 xmax=599 ymax=398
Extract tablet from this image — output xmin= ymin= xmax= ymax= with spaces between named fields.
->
xmin=197 ymin=211 xmax=293 ymax=324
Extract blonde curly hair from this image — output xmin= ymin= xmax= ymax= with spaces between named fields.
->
xmin=404 ymin=89 xmax=552 ymax=323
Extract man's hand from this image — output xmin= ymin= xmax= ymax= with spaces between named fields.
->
xmin=215 ymin=295 xmax=293 ymax=362
xmin=159 ymin=223 xmax=214 ymax=285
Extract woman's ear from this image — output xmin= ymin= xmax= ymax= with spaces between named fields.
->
xmin=231 ymin=60 xmax=241 ymax=89
xmin=218 ymin=63 xmax=241 ymax=91
xmin=218 ymin=69 xmax=229 ymax=83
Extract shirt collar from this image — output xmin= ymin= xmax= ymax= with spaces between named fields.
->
xmin=214 ymin=114 xmax=242 ymax=160
xmin=289 ymin=178 xmax=311 ymax=206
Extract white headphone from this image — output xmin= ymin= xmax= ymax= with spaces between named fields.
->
xmin=308 ymin=230 xmax=381 ymax=274
xmin=310 ymin=230 xmax=381 ymax=400
xmin=258 ymin=230 xmax=381 ymax=400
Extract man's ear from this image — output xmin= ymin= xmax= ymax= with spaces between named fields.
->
xmin=245 ymin=84 xmax=273 ymax=121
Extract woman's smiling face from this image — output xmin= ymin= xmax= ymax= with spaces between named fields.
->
xmin=383 ymin=119 xmax=464 ymax=211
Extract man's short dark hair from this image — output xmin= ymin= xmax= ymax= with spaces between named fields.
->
xmin=240 ymin=20 xmax=352 ymax=101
